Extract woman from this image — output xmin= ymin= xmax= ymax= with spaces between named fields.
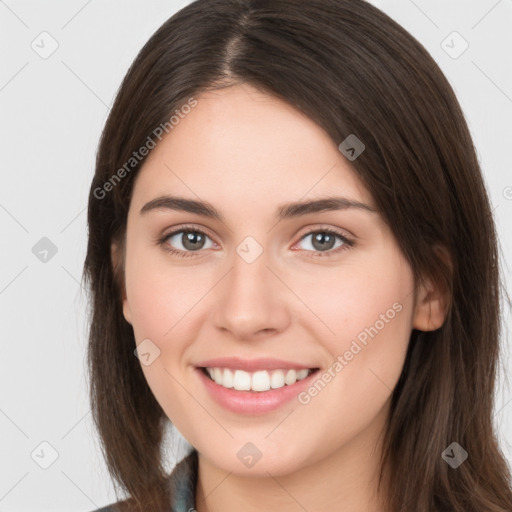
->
xmin=83 ymin=0 xmax=512 ymax=510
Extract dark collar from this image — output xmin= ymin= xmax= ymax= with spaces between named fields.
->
xmin=168 ymin=449 xmax=198 ymax=512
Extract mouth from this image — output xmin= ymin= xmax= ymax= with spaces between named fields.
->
xmin=198 ymin=366 xmax=320 ymax=393
xmin=195 ymin=359 xmax=322 ymax=415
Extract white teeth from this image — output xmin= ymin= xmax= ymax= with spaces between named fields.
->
xmin=213 ymin=367 xmax=223 ymax=385
xmin=270 ymin=369 xmax=285 ymax=389
xmin=251 ymin=370 xmax=270 ymax=392
xmin=222 ymin=368 xmax=234 ymax=388
xmin=204 ymin=367 xmax=313 ymax=392
xmin=233 ymin=369 xmax=251 ymax=390
xmin=296 ymin=369 xmax=309 ymax=380
xmin=284 ymin=369 xmax=297 ymax=385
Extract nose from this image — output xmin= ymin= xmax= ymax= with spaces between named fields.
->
xmin=211 ymin=247 xmax=291 ymax=341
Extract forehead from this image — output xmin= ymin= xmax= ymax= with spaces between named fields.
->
xmin=130 ymin=84 xmax=373 ymax=215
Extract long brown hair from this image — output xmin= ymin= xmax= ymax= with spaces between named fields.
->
xmin=82 ymin=1 xmax=512 ymax=510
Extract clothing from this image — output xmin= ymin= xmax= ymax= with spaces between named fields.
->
xmin=89 ymin=449 xmax=198 ymax=512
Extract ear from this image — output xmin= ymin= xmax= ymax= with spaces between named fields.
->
xmin=412 ymin=245 xmax=452 ymax=331
xmin=111 ymin=241 xmax=132 ymax=325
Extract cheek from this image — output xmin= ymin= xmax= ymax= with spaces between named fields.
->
xmin=295 ymin=250 xmax=414 ymax=411
xmin=291 ymin=249 xmax=413 ymax=345
xmin=124 ymin=248 xmax=203 ymax=429
xmin=124 ymin=244 xmax=210 ymax=341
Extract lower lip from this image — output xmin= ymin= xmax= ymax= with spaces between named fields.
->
xmin=195 ymin=367 xmax=319 ymax=415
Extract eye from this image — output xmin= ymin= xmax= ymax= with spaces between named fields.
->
xmin=158 ymin=226 xmax=216 ymax=258
xmin=293 ymin=228 xmax=354 ymax=258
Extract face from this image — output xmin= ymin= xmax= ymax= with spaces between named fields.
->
xmin=115 ymin=84 xmax=440 ymax=477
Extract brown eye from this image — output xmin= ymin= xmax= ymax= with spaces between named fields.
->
xmin=171 ymin=231 xmax=208 ymax=251
xmin=159 ymin=227 xmax=215 ymax=258
xmin=294 ymin=229 xmax=354 ymax=258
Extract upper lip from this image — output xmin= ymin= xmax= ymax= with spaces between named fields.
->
xmin=196 ymin=357 xmax=318 ymax=372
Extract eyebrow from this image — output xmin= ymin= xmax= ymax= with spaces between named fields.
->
xmin=139 ymin=195 xmax=377 ymax=221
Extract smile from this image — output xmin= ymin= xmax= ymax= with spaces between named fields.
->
xmin=201 ymin=367 xmax=316 ymax=392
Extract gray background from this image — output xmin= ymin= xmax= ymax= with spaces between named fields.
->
xmin=1 ymin=0 xmax=511 ymax=510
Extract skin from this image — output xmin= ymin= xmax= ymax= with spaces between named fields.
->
xmin=113 ymin=83 xmax=447 ymax=512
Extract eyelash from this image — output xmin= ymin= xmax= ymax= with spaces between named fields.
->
xmin=157 ymin=224 xmax=355 ymax=259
